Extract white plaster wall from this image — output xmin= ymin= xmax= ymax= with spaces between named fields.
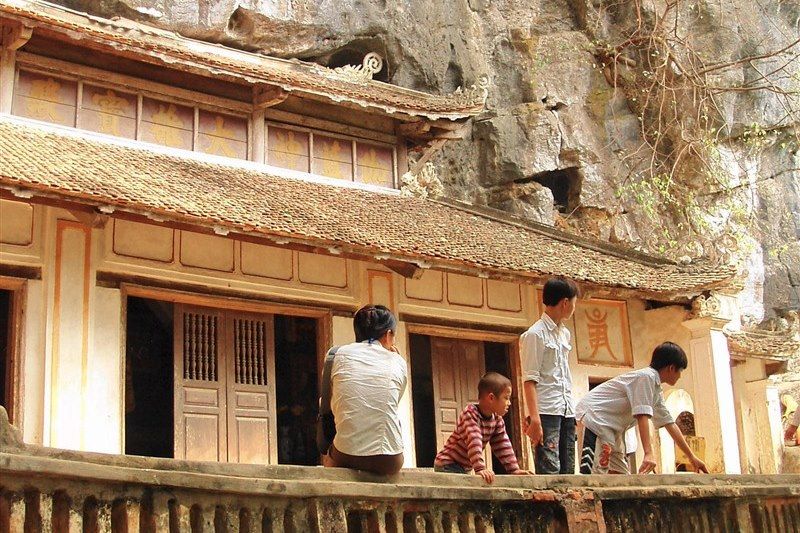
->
xmin=48 ymin=224 xmax=89 ymax=451
xmin=84 ymin=286 xmax=123 ymax=453
xmin=21 ymin=279 xmax=45 ymax=445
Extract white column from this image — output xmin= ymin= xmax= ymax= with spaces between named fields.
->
xmin=682 ymin=315 xmax=741 ymax=474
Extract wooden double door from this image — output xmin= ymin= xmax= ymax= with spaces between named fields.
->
xmin=430 ymin=337 xmax=486 ymax=454
xmin=173 ymin=304 xmax=277 ymax=464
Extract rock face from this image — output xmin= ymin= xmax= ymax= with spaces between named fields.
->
xmin=58 ymin=0 xmax=799 ymax=320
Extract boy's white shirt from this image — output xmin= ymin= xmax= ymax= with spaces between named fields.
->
xmin=520 ymin=313 xmax=575 ymax=417
xmin=576 ymin=367 xmax=674 ymax=442
xmin=330 ymin=341 xmax=408 ymax=456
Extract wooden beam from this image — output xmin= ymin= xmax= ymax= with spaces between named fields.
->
xmin=407 ymin=138 xmax=447 ymax=175
xmin=1 ymin=22 xmax=32 ymax=51
xmin=0 ymin=22 xmax=31 ymax=114
xmin=107 ymin=274 xmax=358 ymax=317
xmin=67 ymin=208 xmax=109 ymax=229
xmin=0 ymin=264 xmax=41 ymax=280
xmin=397 ymin=120 xmax=431 ymax=137
xmin=382 ymin=259 xmax=423 ymax=279
xmin=253 ymin=84 xmax=288 ymax=109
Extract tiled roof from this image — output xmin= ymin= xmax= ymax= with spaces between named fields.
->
xmin=726 ymin=329 xmax=800 ymax=360
xmin=0 ymin=117 xmax=736 ymax=296
xmin=0 ymin=0 xmax=486 ymax=120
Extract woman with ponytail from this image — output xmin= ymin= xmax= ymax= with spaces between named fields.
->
xmin=325 ymin=304 xmax=407 ymax=474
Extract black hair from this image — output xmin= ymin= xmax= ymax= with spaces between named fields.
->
xmin=478 ymin=372 xmax=512 ymax=397
xmin=649 ymin=341 xmax=688 ymax=371
xmin=542 ymin=277 xmax=580 ymax=307
xmin=353 ymin=304 xmax=397 ymax=343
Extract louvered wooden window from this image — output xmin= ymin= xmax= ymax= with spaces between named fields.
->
xmin=173 ymin=305 xmax=276 ymax=464
xmin=233 ymin=318 xmax=268 ymax=386
xmin=182 ymin=312 xmax=219 ymax=382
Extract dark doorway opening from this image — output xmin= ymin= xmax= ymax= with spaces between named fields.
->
xmin=410 ymin=334 xmax=435 ymax=467
xmin=485 ymin=341 xmax=516 ymax=474
xmin=410 ymin=334 xmax=517 ymax=471
xmin=274 ymin=315 xmax=319 ymax=465
xmin=0 ymin=289 xmax=10 ymax=416
xmin=125 ymin=296 xmax=174 ymax=458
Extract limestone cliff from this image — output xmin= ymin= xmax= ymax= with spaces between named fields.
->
xmin=59 ymin=0 xmax=799 ymax=322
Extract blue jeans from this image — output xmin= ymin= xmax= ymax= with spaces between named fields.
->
xmin=534 ymin=414 xmax=576 ymax=474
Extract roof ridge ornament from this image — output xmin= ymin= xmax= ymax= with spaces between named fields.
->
xmin=332 ymin=52 xmax=384 ymax=83
xmin=448 ymin=74 xmax=490 ymax=107
xmin=401 ymin=162 xmax=444 ymax=199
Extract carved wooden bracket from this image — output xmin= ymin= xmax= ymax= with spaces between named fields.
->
xmin=1 ymin=21 xmax=33 ymax=51
xmin=253 ymin=84 xmax=288 ymax=109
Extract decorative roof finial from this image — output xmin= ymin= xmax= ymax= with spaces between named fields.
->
xmin=333 ymin=52 xmax=384 ymax=83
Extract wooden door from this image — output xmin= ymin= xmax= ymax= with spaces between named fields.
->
xmin=430 ymin=337 xmax=486 ymax=455
xmin=226 ymin=312 xmax=277 ymax=465
xmin=431 ymin=337 xmax=461 ymax=452
xmin=174 ymin=305 xmax=227 ymax=462
xmin=174 ymin=305 xmax=276 ymax=464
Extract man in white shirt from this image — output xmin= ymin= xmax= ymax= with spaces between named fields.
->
xmin=521 ymin=277 xmax=579 ymax=474
xmin=577 ymin=342 xmax=708 ymax=474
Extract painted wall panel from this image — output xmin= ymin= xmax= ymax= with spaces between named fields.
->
xmin=240 ymin=242 xmax=293 ymax=280
xmin=0 ymin=199 xmax=34 ymax=246
xmin=486 ymin=279 xmax=522 ymax=312
xmin=113 ymin=219 xmax=174 ymax=262
xmin=368 ymin=270 xmax=393 ymax=308
xmin=404 ymin=271 xmax=443 ymax=302
xmin=447 ymin=273 xmax=483 ymax=308
xmin=180 ymin=232 xmax=235 ymax=272
xmin=297 ymin=252 xmax=347 ymax=288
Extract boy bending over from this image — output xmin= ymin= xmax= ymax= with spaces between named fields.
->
xmin=577 ymin=342 xmax=708 ymax=474
xmin=434 ymin=372 xmax=530 ymax=484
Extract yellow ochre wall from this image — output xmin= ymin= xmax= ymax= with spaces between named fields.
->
xmin=0 ymin=199 xmax=770 ymax=473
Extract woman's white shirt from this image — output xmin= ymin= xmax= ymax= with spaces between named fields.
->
xmin=330 ymin=341 xmax=408 ymax=456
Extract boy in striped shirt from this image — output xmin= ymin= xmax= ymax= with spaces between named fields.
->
xmin=434 ymin=372 xmax=530 ymax=483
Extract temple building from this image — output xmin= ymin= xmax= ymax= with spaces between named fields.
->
xmin=0 ymin=0 xmax=796 ymax=484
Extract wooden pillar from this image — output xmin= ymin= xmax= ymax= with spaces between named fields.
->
xmin=0 ymin=22 xmax=31 ymax=114
xmin=251 ymin=84 xmax=287 ymax=165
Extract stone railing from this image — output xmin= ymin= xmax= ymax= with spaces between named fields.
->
xmin=1 ymin=409 xmax=799 ymax=532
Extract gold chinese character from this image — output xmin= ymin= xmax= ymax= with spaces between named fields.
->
xmin=150 ymin=103 xmax=185 ymax=148
xmin=585 ymin=308 xmax=617 ymax=360
xmin=91 ymin=89 xmax=129 ymax=136
xmin=25 ymin=78 xmax=62 ymax=122
xmin=203 ymin=116 xmax=237 ymax=157
xmin=359 ymin=147 xmax=389 ymax=185
xmin=321 ymin=139 xmax=349 ymax=179
xmin=272 ymin=130 xmax=305 ymax=169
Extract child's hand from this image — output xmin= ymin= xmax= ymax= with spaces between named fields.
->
xmin=478 ymin=469 xmax=495 ymax=484
xmin=690 ymin=456 xmax=709 ymax=474
xmin=785 ymin=424 xmax=798 ymax=442
xmin=511 ymin=469 xmax=533 ymax=475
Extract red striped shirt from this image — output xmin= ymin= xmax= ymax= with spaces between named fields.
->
xmin=434 ymin=404 xmax=520 ymax=473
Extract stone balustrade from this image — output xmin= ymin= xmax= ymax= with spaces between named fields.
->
xmin=1 ymin=409 xmax=799 ymax=532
